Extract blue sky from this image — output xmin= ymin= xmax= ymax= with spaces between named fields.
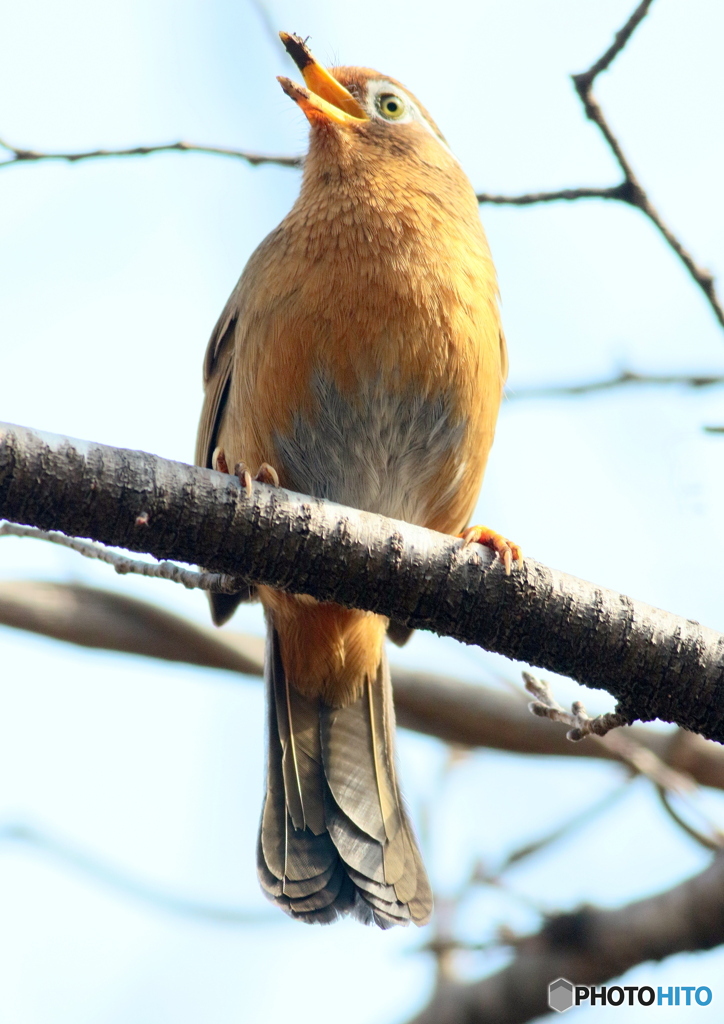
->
xmin=1 ymin=1 xmax=724 ymax=1021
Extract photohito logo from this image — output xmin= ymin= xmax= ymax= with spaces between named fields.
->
xmin=548 ymin=979 xmax=713 ymax=1012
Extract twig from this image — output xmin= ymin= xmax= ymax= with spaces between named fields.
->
xmin=246 ymin=0 xmax=280 ymax=50
xmin=524 ymin=672 xmax=629 ymax=741
xmin=2 ymin=4 xmax=719 ymax=330
xmin=477 ymin=0 xmax=724 ymax=331
xmin=507 ymin=369 xmax=724 ymax=400
xmin=0 ymin=136 xmax=301 ymax=171
xmin=569 ymin=0 xmax=724 ymax=328
xmin=524 ymin=672 xmax=688 ymax=788
xmin=0 ymin=521 xmax=245 ymax=594
xmin=524 ymin=673 xmax=724 ymax=849
xmin=419 ymin=931 xmax=515 ymax=957
xmin=0 ymin=821 xmax=275 ymax=925
xmin=470 ymin=863 xmax=549 ymax=916
xmin=475 ymin=184 xmax=629 ymax=206
xmin=656 ymin=786 xmax=724 ymax=853
xmin=496 ymin=781 xmax=633 ymax=872
xmin=575 ymin=0 xmax=655 ymax=86
xmin=598 ymin=726 xmax=695 ymax=795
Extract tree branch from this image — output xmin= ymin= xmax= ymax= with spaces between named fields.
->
xmin=408 ymin=854 xmax=724 ymax=1024
xmin=507 ymin=369 xmax=724 ymax=400
xmin=0 ymin=820 xmax=274 ymax=925
xmin=3 ymin=422 xmax=724 ymax=742
xmin=3 ymin=579 xmax=724 ymax=790
xmin=477 ymin=0 xmax=724 ymax=331
xmin=475 ymin=185 xmax=629 ymax=206
xmin=568 ymin=0 xmax=724 ymax=328
xmin=3 ymin=1 xmax=720 ymax=329
xmin=0 ymin=136 xmax=301 ymax=171
xmin=0 ymin=521 xmax=243 ymax=593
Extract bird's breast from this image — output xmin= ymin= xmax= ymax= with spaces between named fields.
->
xmin=228 ymin=189 xmax=503 ymax=534
xmin=273 ymin=371 xmax=468 ymax=525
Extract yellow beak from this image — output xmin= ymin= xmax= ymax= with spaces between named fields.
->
xmin=278 ymin=31 xmax=369 ymax=125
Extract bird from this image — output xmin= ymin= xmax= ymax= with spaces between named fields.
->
xmin=196 ymin=31 xmax=521 ymax=928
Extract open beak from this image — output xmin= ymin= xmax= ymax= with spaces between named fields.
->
xmin=278 ymin=32 xmax=368 ymax=126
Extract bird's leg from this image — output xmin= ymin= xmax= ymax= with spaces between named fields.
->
xmin=459 ymin=525 xmax=522 ymax=576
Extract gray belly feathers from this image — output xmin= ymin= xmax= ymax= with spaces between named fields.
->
xmin=274 ymin=372 xmax=466 ymax=523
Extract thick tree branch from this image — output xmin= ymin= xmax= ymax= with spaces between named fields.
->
xmin=0 ymin=579 xmax=266 ymax=676
xmin=3 ymin=579 xmax=724 ymax=789
xmin=3 ymin=422 xmax=724 ymax=742
xmin=408 ymin=854 xmax=724 ymax=1024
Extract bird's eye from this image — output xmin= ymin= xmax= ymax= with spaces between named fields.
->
xmin=377 ymin=93 xmax=406 ymax=120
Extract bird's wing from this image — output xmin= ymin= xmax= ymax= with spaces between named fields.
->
xmin=195 ymin=299 xmax=239 ymax=470
xmin=195 ymin=290 xmax=258 ymax=625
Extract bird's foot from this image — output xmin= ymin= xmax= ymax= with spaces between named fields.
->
xmin=459 ymin=525 xmax=522 ymax=576
xmin=212 ymin=448 xmax=280 ymax=498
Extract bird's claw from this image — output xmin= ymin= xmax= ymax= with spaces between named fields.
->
xmin=459 ymin=525 xmax=522 ymax=576
xmin=212 ymin=448 xmax=279 ymax=498
xmin=255 ymin=462 xmax=280 ymax=487
xmin=234 ymin=462 xmax=254 ymax=498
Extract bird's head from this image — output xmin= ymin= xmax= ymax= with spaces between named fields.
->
xmin=277 ymin=32 xmax=456 ymax=180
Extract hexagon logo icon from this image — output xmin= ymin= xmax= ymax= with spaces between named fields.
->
xmin=548 ymin=978 xmax=574 ymax=1013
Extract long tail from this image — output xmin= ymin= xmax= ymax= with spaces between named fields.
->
xmin=257 ymin=625 xmax=432 ymax=928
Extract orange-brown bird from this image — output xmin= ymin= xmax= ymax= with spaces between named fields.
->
xmin=196 ymin=32 xmax=520 ymax=928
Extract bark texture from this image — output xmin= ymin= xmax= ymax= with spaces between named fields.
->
xmin=3 ymin=422 xmax=724 ymax=741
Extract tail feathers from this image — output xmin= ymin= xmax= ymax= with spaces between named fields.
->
xmin=208 ymin=586 xmax=256 ymax=627
xmin=257 ymin=624 xmax=433 ymax=928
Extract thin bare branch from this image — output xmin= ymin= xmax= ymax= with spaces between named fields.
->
xmin=568 ymin=0 xmax=724 ymax=328
xmin=524 ymin=673 xmax=724 ymax=850
xmin=657 ymin=786 xmax=724 ymax=854
xmin=2 ymin=2 xmax=718 ymax=330
xmin=574 ymin=0 xmax=656 ymax=89
xmin=246 ymin=0 xmax=280 ymax=50
xmin=0 ymin=136 xmax=301 ymax=171
xmin=476 ymin=184 xmax=628 ymax=205
xmin=0 ymin=521 xmax=244 ymax=594
xmin=477 ymin=0 xmax=724 ymax=331
xmin=598 ymin=726 xmax=694 ymax=795
xmin=0 ymin=821 xmax=275 ymax=925
xmin=525 ymin=672 xmax=629 ymax=741
xmin=496 ymin=781 xmax=632 ymax=873
xmin=507 ymin=369 xmax=724 ymax=400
